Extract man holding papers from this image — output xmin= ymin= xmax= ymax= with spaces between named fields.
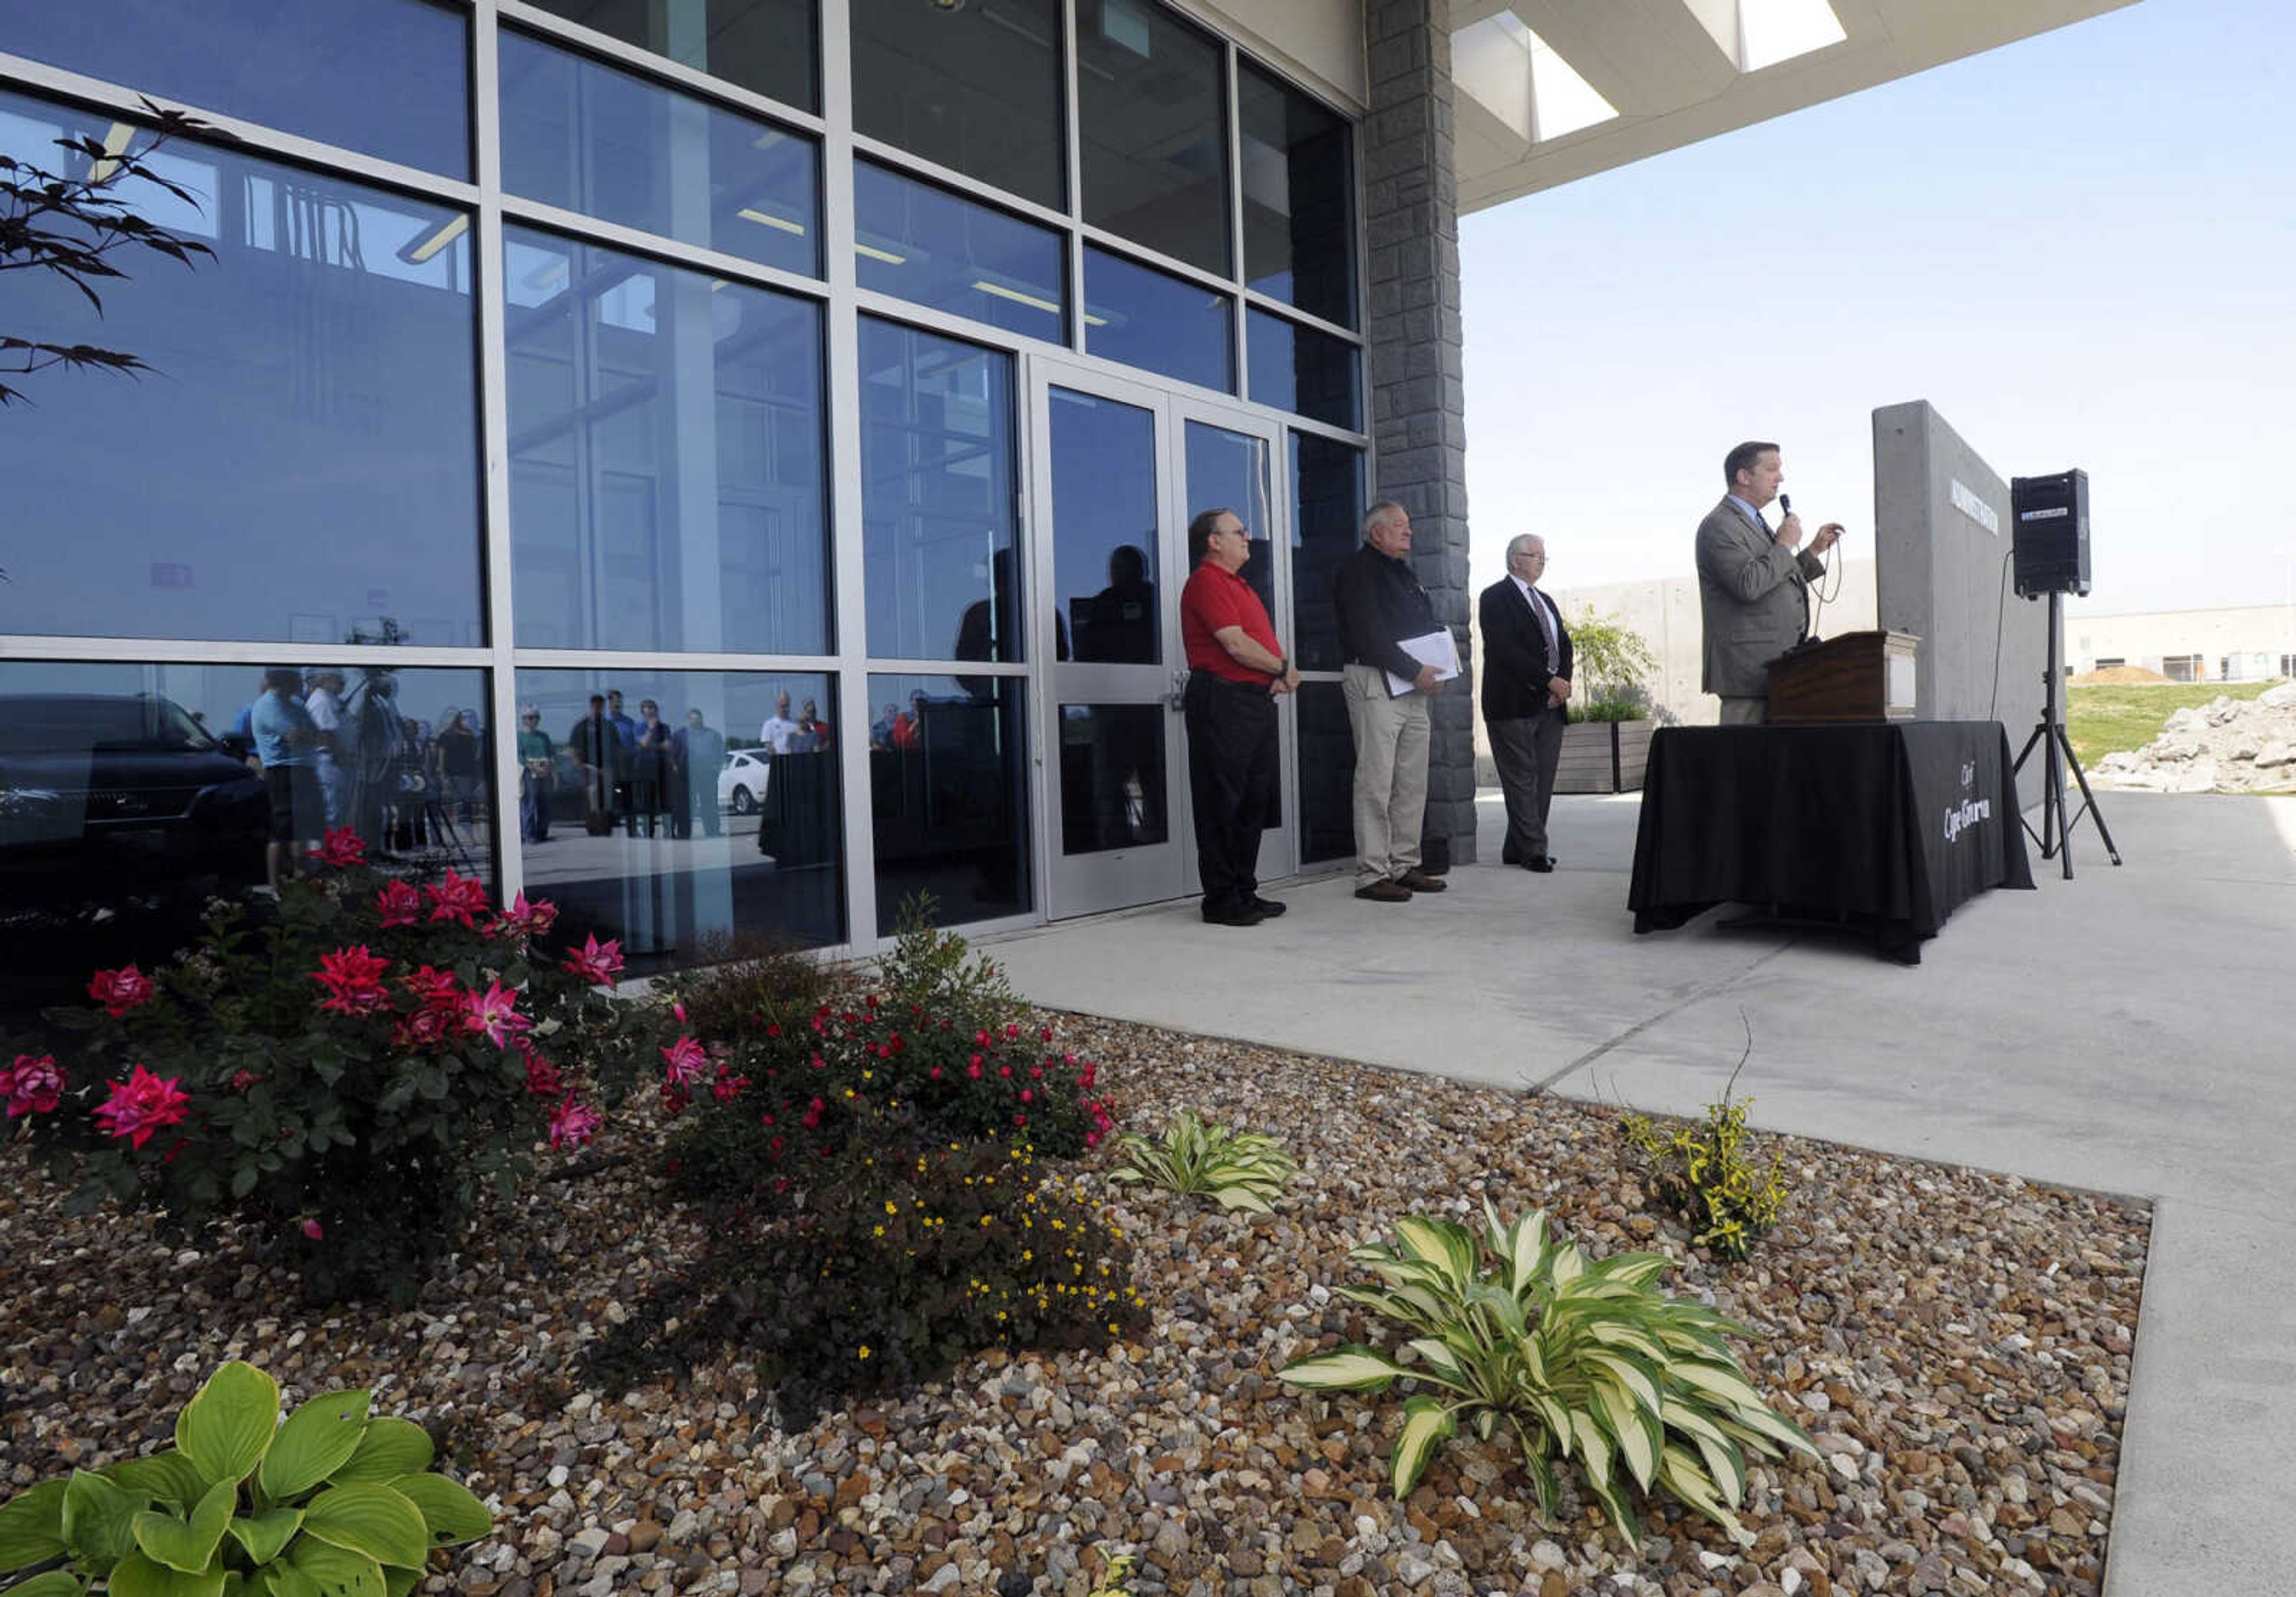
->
xmin=1333 ymin=500 xmax=1453 ymax=903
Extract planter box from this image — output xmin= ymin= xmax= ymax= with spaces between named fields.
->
xmin=1554 ymin=719 xmax=1653 ymax=794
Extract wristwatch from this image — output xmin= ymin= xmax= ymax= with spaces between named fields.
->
xmin=1273 ymin=656 xmax=1289 ymax=679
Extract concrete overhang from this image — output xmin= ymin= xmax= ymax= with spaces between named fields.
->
xmin=1450 ymin=0 xmax=2142 ymax=213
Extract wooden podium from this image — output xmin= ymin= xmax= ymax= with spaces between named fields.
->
xmin=1764 ymin=630 xmax=1920 ymax=723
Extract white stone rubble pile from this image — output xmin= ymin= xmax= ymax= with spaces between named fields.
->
xmin=2092 ymin=682 xmax=2296 ymax=793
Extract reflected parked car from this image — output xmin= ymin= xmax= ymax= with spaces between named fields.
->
xmin=0 ymin=692 xmax=267 ymax=905
xmin=718 ymin=747 xmax=770 ymax=814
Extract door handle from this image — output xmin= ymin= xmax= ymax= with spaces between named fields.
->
xmin=1167 ymin=670 xmax=1187 ymax=712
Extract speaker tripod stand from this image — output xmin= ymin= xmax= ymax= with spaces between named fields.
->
xmin=2011 ymin=589 xmax=2121 ymax=878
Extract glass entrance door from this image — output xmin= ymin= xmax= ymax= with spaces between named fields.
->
xmin=1177 ymin=406 xmax=1296 ymax=887
xmin=1028 ymin=359 xmax=1292 ymax=918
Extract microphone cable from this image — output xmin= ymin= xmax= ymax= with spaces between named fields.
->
xmin=1986 ymin=544 xmax=2016 ymax=722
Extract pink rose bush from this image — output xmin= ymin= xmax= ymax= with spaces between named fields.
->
xmin=14 ymin=829 xmax=671 ymax=1305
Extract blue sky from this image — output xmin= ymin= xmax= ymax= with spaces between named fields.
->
xmin=1458 ymin=0 xmax=2295 ymax=618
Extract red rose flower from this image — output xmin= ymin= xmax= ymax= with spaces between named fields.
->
xmin=3 ymin=1054 xmax=65 ymax=1117
xmin=310 ymin=826 xmax=367 ymax=868
xmin=560 ymin=933 xmax=624 ymax=986
xmin=311 ymin=945 xmax=392 ymax=1016
xmin=87 ymin=965 xmax=153 ymax=1018
xmin=424 ymin=870 xmax=491 ymax=928
xmin=93 ymin=1064 xmax=192 ymax=1149
xmin=375 ymin=880 xmax=422 ymax=927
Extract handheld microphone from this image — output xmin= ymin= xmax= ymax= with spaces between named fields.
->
xmin=1778 ymin=493 xmax=1793 ymax=518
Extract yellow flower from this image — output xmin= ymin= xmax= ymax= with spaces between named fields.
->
xmin=857 ymin=1345 xmax=872 ymax=1359
xmin=886 ymin=1200 xmax=899 ymax=1214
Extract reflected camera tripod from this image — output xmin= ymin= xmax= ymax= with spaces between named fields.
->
xmin=2011 ymin=590 xmax=2121 ymax=878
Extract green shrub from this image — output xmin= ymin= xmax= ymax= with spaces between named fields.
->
xmin=1279 ymin=1203 xmax=1815 ymax=1550
xmin=1109 ymin=1110 xmax=1299 ymax=1212
xmin=1566 ymin=607 xmax=1660 ymax=720
xmin=872 ymin=893 xmax=1018 ymax=1032
xmin=1618 ymin=1094 xmax=1790 ymax=1260
xmin=662 ymin=998 xmax=1113 ymax=1210
xmin=8 ymin=830 xmax=673 ymax=1305
xmin=0 ymin=1359 xmax=490 ymax=1595
xmin=665 ymin=930 xmax=831 ymax=1046
xmin=592 ymin=1109 xmax=1145 ymax=1415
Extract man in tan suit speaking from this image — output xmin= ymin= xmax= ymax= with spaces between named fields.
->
xmin=1694 ymin=441 xmax=1845 ymax=724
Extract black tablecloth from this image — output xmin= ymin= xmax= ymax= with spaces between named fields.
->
xmin=1628 ymin=722 xmax=2034 ymax=960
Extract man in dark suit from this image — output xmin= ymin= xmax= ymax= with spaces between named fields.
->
xmin=1694 ymin=441 xmax=1844 ymax=723
xmin=1479 ymin=535 xmax=1573 ymax=873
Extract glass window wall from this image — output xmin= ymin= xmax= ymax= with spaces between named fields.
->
xmin=868 ymin=673 xmax=1030 ymax=927
xmin=1076 ymin=0 xmax=1229 ymax=275
xmin=1082 ymin=246 xmax=1231 ymax=394
xmin=1294 ymin=679 xmax=1354 ymax=864
xmin=1238 ymin=60 xmax=1355 ymax=329
xmin=0 ymin=0 xmax=471 ymax=177
xmin=518 ymin=0 xmax=817 ymax=115
xmin=0 ymin=660 xmax=491 ymax=1015
xmin=859 ymin=319 xmax=1021 ymax=664
xmin=499 ymin=29 xmax=818 ymax=277
xmin=504 ymin=227 xmax=829 ymax=654
xmin=851 ymin=0 xmax=1062 ymax=210
xmin=516 ymin=668 xmax=844 ymax=967
xmin=1247 ymin=307 xmax=1360 ymax=429
xmin=0 ymin=91 xmax=483 ymax=647
xmin=1049 ymin=389 xmax=1161 ymax=665
xmin=855 ymin=161 xmax=1065 ymax=339
xmin=1290 ymin=432 xmax=1366 ymax=672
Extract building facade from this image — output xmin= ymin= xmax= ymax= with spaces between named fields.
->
xmin=0 ymin=0 xmax=2127 ymax=992
xmin=0 ymin=0 xmax=1419 ymax=982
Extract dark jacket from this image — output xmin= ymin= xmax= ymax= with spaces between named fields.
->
xmin=1479 ymin=576 xmax=1575 ymax=722
xmin=1333 ymin=543 xmax=1438 ymax=680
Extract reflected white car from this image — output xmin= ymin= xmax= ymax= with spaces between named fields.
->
xmin=718 ymin=748 xmax=770 ymax=814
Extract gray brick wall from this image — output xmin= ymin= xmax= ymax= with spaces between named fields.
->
xmin=1364 ymin=0 xmax=1477 ymax=868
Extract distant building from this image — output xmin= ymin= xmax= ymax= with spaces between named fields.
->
xmin=2066 ymin=605 xmax=2296 ymax=683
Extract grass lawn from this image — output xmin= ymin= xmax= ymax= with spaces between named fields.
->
xmin=2065 ymin=680 xmax=2282 ymax=767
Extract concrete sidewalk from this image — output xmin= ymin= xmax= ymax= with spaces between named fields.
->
xmin=985 ymin=789 xmax=2296 ymax=1597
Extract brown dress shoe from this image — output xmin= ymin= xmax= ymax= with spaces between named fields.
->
xmin=1396 ymin=869 xmax=1447 ymax=893
xmin=1354 ymin=879 xmax=1412 ymax=903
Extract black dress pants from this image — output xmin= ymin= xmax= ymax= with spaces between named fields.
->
xmin=1183 ymin=672 xmax=1278 ymax=914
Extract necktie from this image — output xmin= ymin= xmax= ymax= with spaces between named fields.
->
xmin=1532 ymin=586 xmax=1556 ymax=659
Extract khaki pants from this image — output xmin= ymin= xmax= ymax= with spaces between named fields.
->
xmin=1342 ymin=662 xmax=1430 ymax=888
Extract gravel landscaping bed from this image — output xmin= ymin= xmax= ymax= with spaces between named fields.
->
xmin=1 ymin=1012 xmax=2147 ymax=1597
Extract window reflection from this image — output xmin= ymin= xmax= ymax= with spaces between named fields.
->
xmin=0 ymin=0 xmax=471 ymax=176
xmin=518 ymin=0 xmax=817 ymax=115
xmin=852 ymin=0 xmax=1063 ymax=209
xmin=1239 ymin=61 xmax=1356 ymax=329
xmin=1290 ymin=432 xmax=1364 ymax=672
xmin=505 ymin=227 xmax=829 ymax=654
xmin=855 ymin=161 xmax=1066 ymax=338
xmin=1247 ymin=307 xmax=1360 ymax=429
xmin=1050 ymin=390 xmax=1161 ymax=665
xmin=1183 ymin=421 xmax=1274 ymax=621
xmin=517 ymin=668 xmax=843 ymax=968
xmin=1076 ymin=0 xmax=1229 ymax=274
xmin=0 ymin=91 xmax=482 ymax=647
xmin=1082 ymin=246 xmax=1232 ymax=393
xmin=0 ymin=661 xmax=490 ymax=1020
xmin=1058 ymin=704 xmax=1168 ymax=854
xmin=860 ymin=319 xmax=1023 ymax=663
xmin=500 ymin=28 xmax=819 ymax=276
xmin=1295 ymin=679 xmax=1355 ymax=863
xmin=869 ymin=673 xmax=1030 ymax=926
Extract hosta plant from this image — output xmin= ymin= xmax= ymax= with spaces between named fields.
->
xmin=1279 ymin=1203 xmax=1816 ymax=1550
xmin=1108 ymin=1110 xmax=1299 ymax=1213
xmin=0 ymin=1360 xmax=491 ymax=1596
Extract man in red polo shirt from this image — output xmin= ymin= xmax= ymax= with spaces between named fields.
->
xmin=1180 ymin=506 xmax=1299 ymax=926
